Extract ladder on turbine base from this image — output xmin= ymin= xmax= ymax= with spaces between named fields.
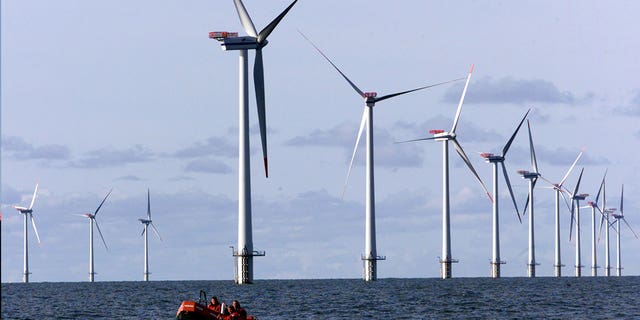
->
xmin=553 ymin=263 xmax=565 ymax=277
xmin=527 ymin=261 xmax=540 ymax=277
xmin=575 ymin=264 xmax=584 ymax=277
xmin=439 ymin=257 xmax=459 ymax=279
xmin=490 ymin=260 xmax=506 ymax=278
xmin=230 ymin=246 xmax=265 ymax=284
xmin=361 ymin=254 xmax=386 ymax=281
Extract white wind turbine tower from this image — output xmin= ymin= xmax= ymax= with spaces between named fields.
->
xmin=612 ymin=185 xmax=639 ymax=276
xmin=479 ymin=109 xmax=529 ymax=278
xmin=596 ymin=178 xmax=613 ymax=276
xmin=584 ymin=171 xmax=606 ymax=277
xmin=568 ymin=168 xmax=588 ymax=277
xmin=139 ymin=189 xmax=163 ymax=281
xmin=78 ymin=188 xmax=112 ymax=282
xmin=209 ymin=0 xmax=298 ymax=284
xmin=518 ymin=120 xmax=541 ymax=277
xmin=400 ymin=65 xmax=492 ymax=279
xmin=300 ymin=32 xmax=461 ymax=282
xmin=13 ymin=184 xmax=41 ymax=283
xmin=538 ymin=149 xmax=583 ymax=277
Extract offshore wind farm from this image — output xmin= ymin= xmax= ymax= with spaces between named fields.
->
xmin=3 ymin=0 xmax=640 ymax=288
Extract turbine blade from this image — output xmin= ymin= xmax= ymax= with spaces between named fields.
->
xmin=28 ymin=183 xmax=39 ymax=210
xmin=342 ymin=107 xmax=368 ymax=198
xmin=94 ymin=188 xmax=113 ymax=216
xmin=597 ymin=208 xmax=606 ymax=243
xmin=622 ymin=218 xmax=639 ymax=239
xmin=502 ymin=108 xmax=530 ymax=157
xmin=395 ymin=136 xmax=438 ymax=144
xmin=257 ymin=0 xmax=298 ymax=43
xmin=374 ymin=78 xmax=464 ymax=103
xmin=501 ymin=162 xmax=521 ymax=223
xmin=452 ymin=138 xmax=492 ymax=202
xmin=141 ymin=228 xmax=146 ymax=237
xmin=298 ymin=30 xmax=364 ymax=98
xmin=30 ymin=214 xmax=42 ymax=244
xmin=521 ymin=178 xmax=539 ymax=217
xmin=254 ymin=48 xmax=269 ymax=177
xmin=450 ymin=64 xmax=474 ymax=134
xmin=232 ymin=0 xmax=258 ymax=37
xmin=147 ymin=189 xmax=151 ymax=220
xmin=560 ymin=190 xmax=572 ymax=213
xmin=559 ymin=148 xmax=585 ymax=187
xmin=569 ymin=201 xmax=575 ymax=241
xmin=571 ymin=168 xmax=585 ymax=200
xmin=594 ymin=170 xmax=607 ymax=205
xmin=94 ymin=219 xmax=109 ymax=251
xmin=620 ymin=184 xmax=624 ymax=215
xmin=526 ymin=120 xmax=539 ymax=173
xmin=150 ymin=223 xmax=164 ymax=241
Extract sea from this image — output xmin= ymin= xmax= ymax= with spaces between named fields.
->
xmin=2 ymin=277 xmax=639 ymax=319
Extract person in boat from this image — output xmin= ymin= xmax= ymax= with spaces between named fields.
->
xmin=208 ymin=296 xmax=222 ymax=314
xmin=217 ymin=304 xmax=237 ymax=320
xmin=232 ymin=300 xmax=247 ymax=320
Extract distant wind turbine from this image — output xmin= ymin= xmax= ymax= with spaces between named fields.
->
xmin=300 ymin=31 xmax=461 ymax=282
xmin=399 ymin=65 xmax=492 ymax=279
xmin=584 ymin=171 xmax=606 ymax=276
xmin=13 ymin=184 xmax=41 ymax=283
xmin=537 ymin=149 xmax=584 ymax=277
xmin=568 ymin=168 xmax=588 ymax=277
xmin=479 ymin=109 xmax=529 ymax=278
xmin=139 ymin=189 xmax=163 ymax=281
xmin=596 ymin=177 xmax=613 ymax=276
xmin=518 ymin=120 xmax=542 ymax=277
xmin=78 ymin=188 xmax=112 ymax=282
xmin=209 ymin=0 xmax=298 ymax=284
xmin=612 ymin=185 xmax=639 ymax=276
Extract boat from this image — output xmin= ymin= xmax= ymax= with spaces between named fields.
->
xmin=176 ymin=290 xmax=256 ymax=320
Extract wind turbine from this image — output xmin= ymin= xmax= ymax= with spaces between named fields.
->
xmin=78 ymin=188 xmax=112 ymax=282
xmin=596 ymin=178 xmax=613 ymax=276
xmin=479 ymin=109 xmax=529 ymax=278
xmin=584 ymin=171 xmax=606 ymax=276
xmin=13 ymin=184 xmax=41 ymax=283
xmin=139 ymin=189 xmax=163 ymax=281
xmin=612 ymin=184 xmax=639 ymax=276
xmin=537 ymin=149 xmax=584 ymax=277
xmin=399 ymin=65 xmax=492 ymax=279
xmin=209 ymin=0 xmax=298 ymax=284
xmin=300 ymin=32 xmax=462 ymax=282
xmin=568 ymin=168 xmax=588 ymax=277
xmin=518 ymin=120 xmax=541 ymax=277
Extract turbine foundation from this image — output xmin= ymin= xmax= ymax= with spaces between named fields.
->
xmin=490 ymin=260 xmax=505 ymax=278
xmin=362 ymin=254 xmax=386 ymax=281
xmin=440 ymin=258 xmax=458 ymax=279
xmin=232 ymin=246 xmax=265 ymax=284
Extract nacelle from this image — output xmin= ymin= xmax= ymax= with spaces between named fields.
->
xmin=220 ymin=36 xmax=260 ymax=51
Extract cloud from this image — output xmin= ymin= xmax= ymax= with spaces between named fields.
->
xmin=393 ymin=115 xmax=503 ymax=143
xmin=286 ymin=122 xmax=424 ymax=168
xmin=173 ymin=136 xmax=236 ymax=158
xmin=71 ymin=145 xmax=154 ymax=168
xmin=116 ymin=175 xmax=144 ymax=181
xmin=285 ymin=122 xmax=354 ymax=147
xmin=1 ymin=135 xmax=70 ymax=160
xmin=614 ymin=90 xmax=640 ymax=116
xmin=443 ymin=77 xmax=579 ymax=105
xmin=184 ymin=158 xmax=232 ymax=174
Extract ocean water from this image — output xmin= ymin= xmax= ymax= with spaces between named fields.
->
xmin=2 ymin=277 xmax=639 ymax=319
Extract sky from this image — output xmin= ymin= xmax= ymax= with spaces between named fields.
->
xmin=2 ymin=0 xmax=640 ymax=282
